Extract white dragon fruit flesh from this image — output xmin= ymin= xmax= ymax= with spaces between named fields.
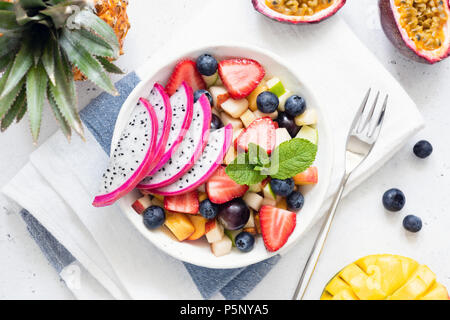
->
xmin=151 ymin=124 xmax=233 ymax=196
xmin=92 ymin=99 xmax=158 ymax=207
xmin=147 ymin=82 xmax=194 ymax=175
xmin=138 ymin=94 xmax=212 ymax=190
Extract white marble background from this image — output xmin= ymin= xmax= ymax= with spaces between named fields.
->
xmin=1 ymin=0 xmax=449 ymax=299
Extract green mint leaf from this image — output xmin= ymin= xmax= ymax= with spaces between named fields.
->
xmin=225 ymin=152 xmax=267 ymax=185
xmin=247 ymin=143 xmax=270 ymax=166
xmin=269 ymin=138 xmax=317 ymax=180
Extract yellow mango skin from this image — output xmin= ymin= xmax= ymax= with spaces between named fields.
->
xmin=321 ymin=254 xmax=449 ymax=300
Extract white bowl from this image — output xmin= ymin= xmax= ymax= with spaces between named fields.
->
xmin=115 ymin=43 xmax=334 ymax=269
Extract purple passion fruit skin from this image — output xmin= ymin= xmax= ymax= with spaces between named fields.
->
xmin=379 ymin=0 xmax=450 ymax=64
xmin=252 ymin=0 xmax=346 ymax=24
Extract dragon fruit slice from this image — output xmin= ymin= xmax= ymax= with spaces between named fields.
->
xmin=148 ymin=82 xmax=194 ymax=175
xmin=138 ymin=94 xmax=212 ymax=190
xmin=92 ymin=100 xmax=158 ymax=207
xmin=151 ymin=124 xmax=233 ymax=196
xmin=144 ymin=84 xmax=172 ymax=173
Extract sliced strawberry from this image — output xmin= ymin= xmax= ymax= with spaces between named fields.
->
xmin=164 ymin=190 xmax=199 ymax=214
xmin=218 ymin=58 xmax=265 ymax=99
xmin=259 ymin=205 xmax=296 ymax=252
xmin=166 ymin=60 xmax=206 ymax=96
xmin=236 ymin=117 xmax=276 ymax=154
xmin=206 ymin=166 xmax=249 ymax=204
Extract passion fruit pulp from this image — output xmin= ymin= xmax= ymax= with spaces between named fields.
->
xmin=252 ymin=0 xmax=346 ymax=24
xmin=380 ymin=0 xmax=450 ymax=64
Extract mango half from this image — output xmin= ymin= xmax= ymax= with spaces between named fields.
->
xmin=321 ymin=254 xmax=449 ymax=300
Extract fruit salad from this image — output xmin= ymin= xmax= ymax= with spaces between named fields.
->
xmin=94 ymin=53 xmax=319 ymax=257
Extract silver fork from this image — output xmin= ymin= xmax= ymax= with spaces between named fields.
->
xmin=292 ymin=89 xmax=388 ymax=300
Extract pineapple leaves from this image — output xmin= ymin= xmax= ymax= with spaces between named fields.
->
xmin=26 ymin=63 xmax=47 ymax=143
xmin=64 ymin=28 xmax=117 ymax=59
xmin=0 ymin=78 xmax=25 ymax=119
xmin=0 ymin=1 xmax=14 ymax=11
xmin=97 ymin=56 xmax=124 ymax=74
xmin=18 ymin=0 xmax=47 ymax=10
xmin=0 ymin=53 xmax=12 ymax=72
xmin=41 ymin=36 xmax=56 ymax=84
xmin=0 ymin=10 xmax=21 ymax=33
xmin=1 ymin=40 xmax=33 ymax=99
xmin=48 ymin=46 xmax=84 ymax=139
xmin=60 ymin=31 xmax=118 ymax=96
xmin=72 ymin=9 xmax=120 ymax=56
xmin=0 ymin=36 xmax=19 ymax=58
xmin=47 ymin=86 xmax=71 ymax=140
xmin=1 ymin=87 xmax=25 ymax=132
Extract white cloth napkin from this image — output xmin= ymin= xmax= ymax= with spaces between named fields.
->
xmin=2 ymin=0 xmax=424 ymax=299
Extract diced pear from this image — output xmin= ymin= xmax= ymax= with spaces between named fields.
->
xmin=263 ymin=183 xmax=276 ymax=200
xmin=253 ymin=109 xmax=278 ymax=120
xmin=224 ymin=146 xmax=237 ymax=165
xmin=209 ymin=86 xmax=229 ymax=109
xmin=275 ymin=128 xmax=292 ymax=149
xmin=240 ymin=109 xmax=257 ymax=128
xmin=164 ymin=212 xmax=195 ymax=241
xmin=244 ymin=210 xmax=255 ymax=228
xmin=247 ymin=80 xmax=267 ymax=112
xmin=187 ymin=215 xmax=208 ymax=241
xmin=243 ymin=192 xmax=264 ymax=211
xmin=202 ymin=72 xmax=218 ymax=87
xmin=220 ymin=112 xmax=243 ymax=130
xmin=224 ymin=229 xmax=241 ymax=247
xmin=261 ymin=197 xmax=277 ymax=207
xmin=295 ymin=125 xmax=318 ymax=144
xmin=205 ymin=219 xmax=224 ymax=243
xmin=266 ymin=77 xmax=286 ymax=97
xmin=277 ymin=90 xmax=291 ymax=112
xmin=221 ymin=98 xmax=249 ymax=118
xmin=210 ymin=236 xmax=232 ymax=257
xmin=295 ymin=109 xmax=317 ymax=126
xmin=248 ymin=183 xmax=262 ymax=193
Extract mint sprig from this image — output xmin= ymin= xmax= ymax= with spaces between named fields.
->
xmin=225 ymin=138 xmax=317 ymax=185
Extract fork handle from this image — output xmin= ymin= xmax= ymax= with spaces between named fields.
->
xmin=292 ymin=174 xmax=349 ymax=300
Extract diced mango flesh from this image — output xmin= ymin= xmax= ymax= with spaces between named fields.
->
xmin=164 ymin=212 xmax=195 ymax=241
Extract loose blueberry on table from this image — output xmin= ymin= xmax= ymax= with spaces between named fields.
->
xmin=117 ymin=53 xmax=320 ymax=257
xmin=382 ymin=188 xmax=406 ymax=212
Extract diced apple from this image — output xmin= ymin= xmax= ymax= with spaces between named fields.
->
xmin=164 ymin=212 xmax=195 ymax=241
xmin=240 ymin=109 xmax=257 ymax=128
xmin=202 ymin=72 xmax=218 ymax=88
xmin=247 ymin=80 xmax=267 ymax=111
xmin=209 ymin=86 xmax=229 ymax=109
xmin=253 ymin=109 xmax=278 ymax=120
xmin=223 ymin=146 xmax=237 ymax=165
xmin=220 ymin=112 xmax=243 ymax=130
xmin=275 ymin=128 xmax=291 ymax=149
xmin=266 ymin=77 xmax=286 ymax=97
xmin=187 ymin=215 xmax=208 ymax=241
xmin=277 ymin=90 xmax=291 ymax=112
xmin=296 ymin=125 xmax=318 ymax=144
xmin=224 ymin=229 xmax=241 ymax=247
xmin=243 ymin=192 xmax=264 ymax=211
xmin=221 ymin=98 xmax=249 ymax=118
xmin=205 ymin=219 xmax=224 ymax=243
xmin=132 ymin=195 xmax=152 ymax=214
xmin=295 ymin=109 xmax=317 ymax=126
xmin=263 ymin=183 xmax=276 ymax=200
xmin=210 ymin=236 xmax=232 ymax=257
xmin=293 ymin=166 xmax=318 ymax=185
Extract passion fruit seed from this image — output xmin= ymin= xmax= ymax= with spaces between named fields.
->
xmin=395 ymin=0 xmax=448 ymax=51
xmin=266 ymin=0 xmax=334 ymax=16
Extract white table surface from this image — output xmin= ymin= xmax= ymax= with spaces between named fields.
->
xmin=1 ymin=0 xmax=449 ymax=300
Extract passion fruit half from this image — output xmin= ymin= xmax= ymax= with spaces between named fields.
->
xmin=252 ymin=0 xmax=346 ymax=24
xmin=380 ymin=0 xmax=450 ymax=64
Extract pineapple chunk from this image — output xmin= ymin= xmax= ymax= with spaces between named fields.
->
xmin=240 ymin=109 xmax=257 ymax=128
xmin=164 ymin=212 xmax=195 ymax=241
xmin=247 ymin=80 xmax=267 ymax=111
xmin=220 ymin=112 xmax=243 ymax=130
xmin=243 ymin=192 xmax=264 ymax=211
xmin=221 ymin=98 xmax=249 ymax=118
xmin=210 ymin=236 xmax=232 ymax=257
xmin=205 ymin=219 xmax=224 ymax=243
xmin=295 ymin=109 xmax=317 ymax=126
xmin=253 ymin=109 xmax=278 ymax=120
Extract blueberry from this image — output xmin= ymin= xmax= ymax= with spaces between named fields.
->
xmin=287 ymin=191 xmax=304 ymax=211
xmin=413 ymin=140 xmax=433 ymax=158
xmin=382 ymin=188 xmax=406 ymax=212
xmin=235 ymin=232 xmax=255 ymax=253
xmin=194 ymin=89 xmax=213 ymax=106
xmin=285 ymin=95 xmax=306 ymax=117
xmin=275 ymin=112 xmax=300 ymax=137
xmin=199 ymin=199 xmax=219 ymax=219
xmin=403 ymin=215 xmax=422 ymax=232
xmin=270 ymin=178 xmax=295 ymax=197
xmin=257 ymin=91 xmax=279 ymax=113
xmin=143 ymin=206 xmax=165 ymax=229
xmin=211 ymin=114 xmax=223 ymax=131
xmin=196 ymin=54 xmax=218 ymax=76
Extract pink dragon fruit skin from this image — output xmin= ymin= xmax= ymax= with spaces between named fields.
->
xmin=150 ymin=124 xmax=233 ymax=196
xmin=143 ymin=84 xmax=172 ymax=174
xmin=92 ymin=100 xmax=158 ymax=207
xmin=137 ymin=94 xmax=212 ymax=190
xmin=147 ymin=82 xmax=194 ymax=175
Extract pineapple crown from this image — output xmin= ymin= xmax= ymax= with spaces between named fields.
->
xmin=0 ymin=0 xmax=125 ymax=143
